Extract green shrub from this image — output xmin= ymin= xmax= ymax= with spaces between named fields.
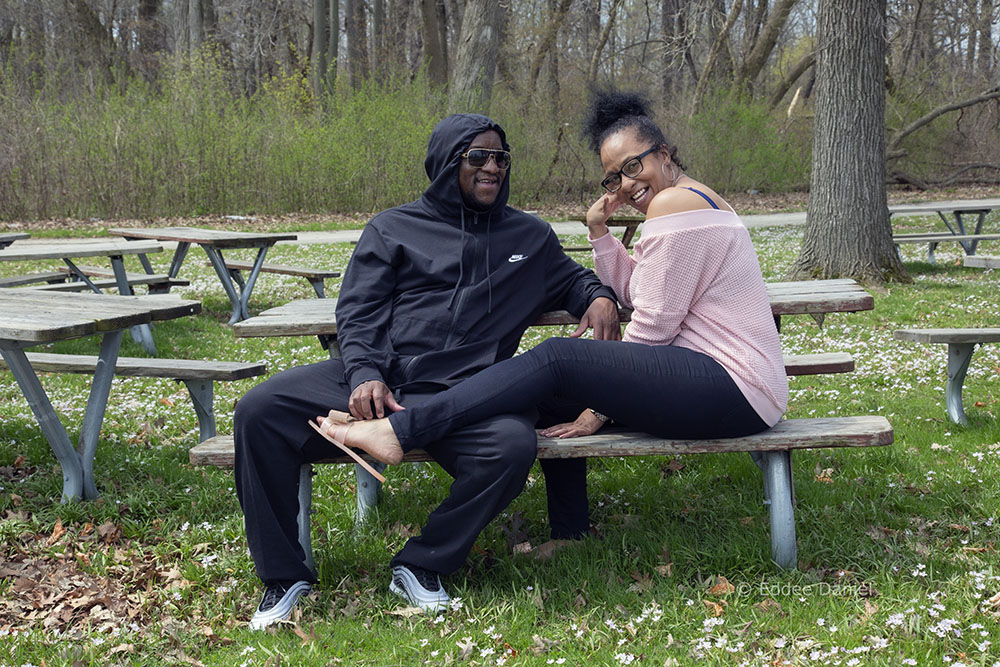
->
xmin=683 ymin=87 xmax=810 ymax=193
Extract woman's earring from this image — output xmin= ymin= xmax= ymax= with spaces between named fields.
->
xmin=661 ymin=161 xmax=681 ymax=187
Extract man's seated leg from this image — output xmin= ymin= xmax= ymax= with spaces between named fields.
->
xmin=537 ymin=397 xmax=591 ymax=544
xmin=388 ymin=403 xmax=537 ymax=612
xmin=234 ymin=358 xmax=352 ymax=629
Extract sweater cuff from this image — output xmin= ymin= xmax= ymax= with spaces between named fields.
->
xmin=589 ymin=231 xmax=621 ymax=255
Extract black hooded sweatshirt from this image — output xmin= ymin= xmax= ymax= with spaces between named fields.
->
xmin=335 ymin=113 xmax=617 ymax=394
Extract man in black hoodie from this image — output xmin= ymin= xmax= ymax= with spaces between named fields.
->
xmin=235 ymin=113 xmax=618 ymax=629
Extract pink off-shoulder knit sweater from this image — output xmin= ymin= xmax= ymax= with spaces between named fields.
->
xmin=590 ymin=208 xmax=788 ymax=426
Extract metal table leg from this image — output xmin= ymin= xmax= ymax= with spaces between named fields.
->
xmin=109 ymin=255 xmax=156 ymax=355
xmin=946 ymin=342 xmax=976 ymax=425
xmin=203 ymin=246 xmax=271 ymax=324
xmin=762 ymin=450 xmax=797 ymax=569
xmin=167 ymin=242 xmax=191 ymax=278
xmin=0 ymin=330 xmax=124 ymax=502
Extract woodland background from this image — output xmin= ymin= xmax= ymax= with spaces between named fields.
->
xmin=0 ymin=0 xmax=998 ymax=221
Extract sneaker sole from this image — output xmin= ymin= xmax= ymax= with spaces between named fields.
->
xmin=389 ymin=570 xmax=450 ymax=613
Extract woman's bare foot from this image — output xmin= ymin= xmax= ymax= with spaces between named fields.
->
xmin=315 ymin=415 xmax=404 ymax=466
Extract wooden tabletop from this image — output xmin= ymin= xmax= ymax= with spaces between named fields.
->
xmin=233 ymin=279 xmax=874 ymax=338
xmin=108 ymin=226 xmax=298 ymax=248
xmin=0 ymin=239 xmax=163 ymax=262
xmin=889 ymin=201 xmax=1000 ymax=216
xmin=0 ymin=232 xmax=29 ymax=248
xmin=0 ymin=290 xmax=201 ymax=342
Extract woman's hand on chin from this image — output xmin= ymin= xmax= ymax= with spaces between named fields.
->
xmin=585 ymin=193 xmax=622 ymax=239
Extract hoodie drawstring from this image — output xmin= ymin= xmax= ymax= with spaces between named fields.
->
xmin=486 ymin=212 xmax=493 ymax=314
xmin=448 ymin=207 xmax=466 ymax=310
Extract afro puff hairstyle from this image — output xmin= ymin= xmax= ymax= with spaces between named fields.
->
xmin=582 ymin=88 xmax=685 ymax=170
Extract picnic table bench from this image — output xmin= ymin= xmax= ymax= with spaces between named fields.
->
xmin=221 ymin=259 xmax=340 ymax=299
xmin=190 ymin=279 xmax=889 ymax=570
xmin=894 ymin=327 xmax=1000 ymax=425
xmin=0 ymin=353 xmax=265 ymax=442
xmin=891 ymin=233 xmax=1000 ymax=263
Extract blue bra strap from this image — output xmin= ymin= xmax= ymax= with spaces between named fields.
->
xmin=684 ymin=186 xmax=719 ymax=210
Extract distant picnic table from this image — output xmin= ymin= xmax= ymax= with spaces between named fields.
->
xmin=560 ymin=215 xmax=643 ymax=252
xmin=889 ymin=199 xmax=1000 ymax=259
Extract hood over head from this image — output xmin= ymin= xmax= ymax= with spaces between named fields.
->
xmin=422 ymin=113 xmax=511 ymax=217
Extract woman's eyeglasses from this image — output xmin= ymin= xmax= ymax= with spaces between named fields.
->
xmin=462 ymin=148 xmax=512 ymax=170
xmin=601 ymin=145 xmax=660 ymax=193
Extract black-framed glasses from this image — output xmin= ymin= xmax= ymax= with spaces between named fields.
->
xmin=461 ymin=148 xmax=511 ymax=170
xmin=601 ymin=145 xmax=660 ymax=193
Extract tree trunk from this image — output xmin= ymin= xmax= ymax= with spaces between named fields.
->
xmin=977 ymin=0 xmax=993 ymax=75
xmin=313 ymin=0 xmax=329 ymax=96
xmin=690 ymin=0 xmax=743 ymax=116
xmin=329 ymin=0 xmax=340 ymax=84
xmin=372 ymin=0 xmax=385 ymax=78
xmin=528 ymin=0 xmax=573 ymax=93
xmin=421 ymin=0 xmax=448 ymax=85
xmin=587 ymin=0 xmax=625 ymax=85
xmin=736 ymin=0 xmax=799 ymax=90
xmin=387 ymin=0 xmax=412 ymax=75
xmin=787 ymin=0 xmax=907 ymax=285
xmin=346 ymin=0 xmax=370 ymax=87
xmin=188 ymin=0 xmax=203 ymax=55
xmin=448 ymin=0 xmax=502 ymax=113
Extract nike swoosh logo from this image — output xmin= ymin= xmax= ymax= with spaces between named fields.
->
xmin=508 ymin=254 xmax=528 ymax=263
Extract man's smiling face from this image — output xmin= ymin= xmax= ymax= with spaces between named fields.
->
xmin=458 ymin=130 xmax=506 ymax=210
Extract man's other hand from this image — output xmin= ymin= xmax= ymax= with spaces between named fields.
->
xmin=349 ymin=380 xmax=405 ymax=419
xmin=571 ymin=296 xmax=621 ymax=340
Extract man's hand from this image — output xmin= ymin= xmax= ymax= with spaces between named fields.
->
xmin=571 ymin=296 xmax=621 ymax=340
xmin=349 ymin=380 xmax=404 ymax=420
xmin=539 ymin=409 xmax=606 ymax=439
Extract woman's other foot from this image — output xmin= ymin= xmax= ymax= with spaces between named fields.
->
xmin=315 ymin=416 xmax=405 ymax=466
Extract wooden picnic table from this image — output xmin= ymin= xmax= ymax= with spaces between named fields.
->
xmin=0 ymin=239 xmax=166 ymax=354
xmin=889 ymin=200 xmax=1000 ymax=255
xmin=0 ymin=289 xmax=200 ymax=501
xmin=107 ymin=226 xmax=298 ymax=324
xmin=232 ymin=278 xmax=875 ymax=344
xmin=226 ymin=277 xmax=876 ymax=556
xmin=0 ymin=232 xmax=29 ymax=249
xmin=561 ymin=215 xmax=644 ymax=251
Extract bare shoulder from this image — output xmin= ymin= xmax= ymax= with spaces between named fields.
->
xmin=646 ymin=181 xmax=735 ymax=219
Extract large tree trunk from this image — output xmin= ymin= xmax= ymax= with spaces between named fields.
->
xmin=329 ymin=0 xmax=340 ymax=83
xmin=787 ymin=0 xmax=907 ymax=285
xmin=448 ymin=0 xmax=502 ymax=113
xmin=527 ymin=0 xmax=572 ymax=93
xmin=313 ymin=0 xmax=329 ymax=96
xmin=346 ymin=0 xmax=369 ymax=87
xmin=421 ymin=0 xmax=449 ymax=86
xmin=977 ymin=0 xmax=993 ymax=75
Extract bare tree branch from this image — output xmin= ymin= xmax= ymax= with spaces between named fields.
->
xmin=587 ymin=0 xmax=625 ymax=85
xmin=689 ymin=0 xmax=743 ymax=116
xmin=768 ymin=50 xmax=815 ymax=110
xmin=887 ymin=87 xmax=1000 ymax=155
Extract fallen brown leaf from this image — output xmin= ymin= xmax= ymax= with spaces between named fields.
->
xmin=46 ymin=518 xmax=66 ymax=546
xmin=707 ymin=575 xmax=735 ymax=596
xmin=703 ymin=599 xmax=724 ymax=616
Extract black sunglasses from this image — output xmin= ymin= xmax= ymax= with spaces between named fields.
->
xmin=461 ymin=148 xmax=512 ymax=170
xmin=601 ymin=145 xmax=660 ymax=193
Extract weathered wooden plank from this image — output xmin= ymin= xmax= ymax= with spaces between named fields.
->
xmin=109 ymin=226 xmax=297 ymax=248
xmin=783 ymin=352 xmax=854 ymax=375
xmin=0 ymin=240 xmax=162 ymax=261
xmin=0 ymin=311 xmax=97 ymax=342
xmin=0 ymin=297 xmax=153 ymax=332
xmin=0 ymin=291 xmax=200 ymax=322
xmin=190 ymin=416 xmax=893 ymax=467
xmin=0 ymin=352 xmax=266 ymax=381
xmin=892 ymin=233 xmax=1000 ymax=243
xmin=963 ymin=255 xmax=1000 ymax=269
xmin=895 ymin=328 xmax=1000 ymax=344
xmin=223 ymin=259 xmax=341 ymax=279
xmin=0 ymin=272 xmax=68 ymax=287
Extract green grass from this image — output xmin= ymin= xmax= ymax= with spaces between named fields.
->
xmin=3 ymin=217 xmax=1000 ymax=665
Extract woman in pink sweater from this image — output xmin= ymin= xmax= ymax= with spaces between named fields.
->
xmin=313 ymin=90 xmax=788 ymax=477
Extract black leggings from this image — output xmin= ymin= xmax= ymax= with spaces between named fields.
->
xmin=389 ymin=338 xmax=770 ymax=450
